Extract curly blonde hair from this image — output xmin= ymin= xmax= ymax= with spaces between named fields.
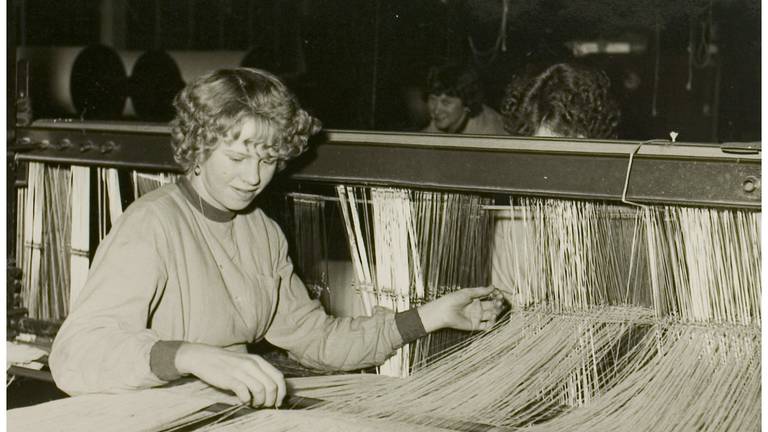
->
xmin=170 ymin=68 xmax=322 ymax=172
xmin=501 ymin=63 xmax=620 ymax=139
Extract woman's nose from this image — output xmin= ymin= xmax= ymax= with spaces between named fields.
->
xmin=241 ymin=159 xmax=261 ymax=186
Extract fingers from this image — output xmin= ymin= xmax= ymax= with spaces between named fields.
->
xmin=480 ymin=307 xmax=498 ymax=322
xmin=481 ymin=295 xmax=506 ymax=314
xmin=254 ymin=356 xmax=286 ymax=407
xmin=475 ymin=292 xmax=508 ymax=330
xmin=228 ymin=364 xmax=277 ymax=408
xmin=490 ymin=288 xmax=505 ymax=301
xmin=239 ymin=360 xmax=282 ymax=408
xmin=231 ymin=381 xmax=253 ymax=406
xmin=180 ymin=344 xmax=286 ymax=408
xmin=468 ymin=303 xmax=498 ymax=331
xmin=228 ymin=367 xmax=265 ymax=407
xmin=243 ymin=369 xmax=271 ymax=407
xmin=477 ymin=320 xmax=493 ymax=331
xmin=217 ymin=358 xmax=281 ymax=408
xmin=462 ymin=286 xmax=495 ymax=300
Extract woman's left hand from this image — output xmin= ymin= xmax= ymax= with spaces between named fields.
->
xmin=418 ymin=286 xmax=507 ymax=333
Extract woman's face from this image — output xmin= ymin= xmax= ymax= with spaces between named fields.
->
xmin=534 ymin=122 xmax=584 ymax=138
xmin=195 ymin=117 xmax=278 ymax=211
xmin=534 ymin=123 xmax=562 ymax=137
xmin=427 ymin=93 xmax=468 ymax=133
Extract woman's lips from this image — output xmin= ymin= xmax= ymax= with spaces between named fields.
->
xmin=232 ymin=187 xmax=258 ymax=199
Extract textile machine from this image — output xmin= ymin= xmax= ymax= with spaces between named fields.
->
xmin=12 ymin=120 xmax=760 ymax=206
xmin=7 ymin=120 xmax=762 ymax=431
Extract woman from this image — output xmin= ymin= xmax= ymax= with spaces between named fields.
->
xmin=422 ymin=63 xmax=506 ymax=135
xmin=49 ymin=68 xmax=505 ymax=408
xmin=501 ymin=63 xmax=620 ymax=139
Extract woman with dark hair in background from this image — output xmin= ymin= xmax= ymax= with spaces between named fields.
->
xmin=422 ymin=63 xmax=506 ymax=135
xmin=501 ymin=63 xmax=620 ymax=139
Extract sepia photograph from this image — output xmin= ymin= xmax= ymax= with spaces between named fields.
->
xmin=5 ymin=1 xmax=761 ymax=430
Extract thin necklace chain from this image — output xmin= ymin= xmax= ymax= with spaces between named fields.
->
xmin=196 ymin=184 xmax=238 ymax=261
xmin=198 ymin=193 xmax=206 ymax=219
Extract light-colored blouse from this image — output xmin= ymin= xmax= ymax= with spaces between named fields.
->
xmin=49 ymin=181 xmax=404 ymax=395
xmin=423 ymin=104 xmax=507 ymax=135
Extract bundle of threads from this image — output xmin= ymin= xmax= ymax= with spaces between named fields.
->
xmin=287 ymin=195 xmax=330 ymax=301
xmin=335 ymin=186 xmax=494 ymax=377
xmin=16 ymin=164 xmax=178 ymax=322
xmin=278 ymin=187 xmax=494 ymax=378
xmin=19 ymin=162 xmax=71 ymax=320
xmin=205 ymin=195 xmax=760 ymax=432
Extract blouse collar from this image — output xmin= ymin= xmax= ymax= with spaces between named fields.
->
xmin=177 ymin=177 xmax=236 ymax=222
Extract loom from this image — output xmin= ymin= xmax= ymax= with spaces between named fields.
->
xmin=8 ymin=120 xmax=761 ymax=431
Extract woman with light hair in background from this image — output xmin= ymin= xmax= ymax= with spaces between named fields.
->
xmin=501 ymin=62 xmax=620 ymax=139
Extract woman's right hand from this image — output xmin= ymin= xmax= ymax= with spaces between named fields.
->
xmin=174 ymin=343 xmax=286 ymax=408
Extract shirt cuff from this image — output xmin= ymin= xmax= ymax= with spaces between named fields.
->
xmin=149 ymin=340 xmax=184 ymax=381
xmin=394 ymin=308 xmax=427 ymax=344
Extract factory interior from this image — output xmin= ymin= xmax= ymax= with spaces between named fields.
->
xmin=5 ymin=1 xmax=762 ymax=431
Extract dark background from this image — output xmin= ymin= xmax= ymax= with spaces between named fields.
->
xmin=8 ymin=0 xmax=762 ymax=142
